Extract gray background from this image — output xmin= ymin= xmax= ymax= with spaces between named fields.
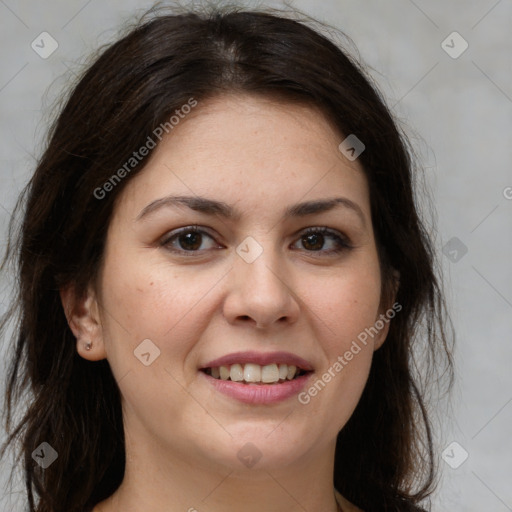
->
xmin=0 ymin=0 xmax=511 ymax=510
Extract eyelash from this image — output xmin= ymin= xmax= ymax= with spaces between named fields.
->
xmin=159 ymin=225 xmax=353 ymax=257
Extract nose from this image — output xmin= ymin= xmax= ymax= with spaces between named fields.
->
xmin=222 ymin=243 xmax=300 ymax=330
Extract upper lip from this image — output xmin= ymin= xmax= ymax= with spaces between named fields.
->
xmin=200 ymin=351 xmax=314 ymax=371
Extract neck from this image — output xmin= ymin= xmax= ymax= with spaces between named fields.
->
xmin=99 ymin=426 xmax=341 ymax=512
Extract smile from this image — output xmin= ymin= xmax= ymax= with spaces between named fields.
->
xmin=200 ymin=371 xmax=313 ymax=404
xmin=202 ymin=362 xmax=310 ymax=384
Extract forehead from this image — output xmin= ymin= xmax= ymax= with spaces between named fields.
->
xmin=164 ymin=93 xmax=349 ymax=164
xmin=114 ymin=93 xmax=370 ymax=222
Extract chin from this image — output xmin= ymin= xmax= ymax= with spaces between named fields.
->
xmin=200 ymin=425 xmax=314 ymax=473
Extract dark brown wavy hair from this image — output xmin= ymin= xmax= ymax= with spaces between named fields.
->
xmin=0 ymin=3 xmax=454 ymax=511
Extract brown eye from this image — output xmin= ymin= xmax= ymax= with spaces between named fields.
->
xmin=175 ymin=231 xmax=203 ymax=251
xmin=301 ymin=232 xmax=324 ymax=251
xmin=293 ymin=227 xmax=352 ymax=255
xmin=160 ymin=226 xmax=219 ymax=255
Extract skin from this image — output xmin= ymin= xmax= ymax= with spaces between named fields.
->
xmin=61 ymin=94 xmax=394 ymax=512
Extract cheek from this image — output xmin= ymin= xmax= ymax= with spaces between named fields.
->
xmin=294 ymin=259 xmax=382 ymax=424
xmin=102 ymin=249 xmax=179 ymax=334
xmin=295 ymin=259 xmax=381 ymax=406
xmin=97 ymin=256 xmax=216 ymax=419
xmin=303 ymin=260 xmax=382 ymax=353
xmin=99 ymin=252 xmax=225 ymax=364
xmin=298 ymin=286 xmax=379 ymax=429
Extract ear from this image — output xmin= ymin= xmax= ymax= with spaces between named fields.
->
xmin=373 ymin=268 xmax=401 ymax=351
xmin=60 ymin=283 xmax=107 ymax=361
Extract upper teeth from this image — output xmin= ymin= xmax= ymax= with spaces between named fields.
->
xmin=209 ymin=363 xmax=299 ymax=383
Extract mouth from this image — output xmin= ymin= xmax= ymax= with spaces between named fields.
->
xmin=198 ymin=351 xmax=314 ymax=404
xmin=200 ymin=363 xmax=311 ymax=384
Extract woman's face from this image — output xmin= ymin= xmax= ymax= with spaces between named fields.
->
xmin=84 ymin=94 xmax=391 ymax=474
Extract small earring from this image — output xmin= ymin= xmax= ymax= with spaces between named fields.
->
xmin=84 ymin=342 xmax=92 ymax=351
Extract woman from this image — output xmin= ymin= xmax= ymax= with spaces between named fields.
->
xmin=0 ymin=4 xmax=453 ymax=511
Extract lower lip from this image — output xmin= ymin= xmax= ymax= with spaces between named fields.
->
xmin=199 ymin=370 xmax=313 ymax=404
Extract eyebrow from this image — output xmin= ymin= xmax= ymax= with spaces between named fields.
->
xmin=136 ymin=195 xmax=366 ymax=227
